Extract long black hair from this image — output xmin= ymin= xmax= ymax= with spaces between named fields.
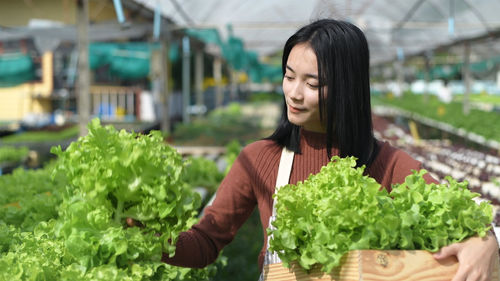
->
xmin=267 ymin=19 xmax=377 ymax=167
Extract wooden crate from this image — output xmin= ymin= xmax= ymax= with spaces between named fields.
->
xmin=263 ymin=250 xmax=500 ymax=281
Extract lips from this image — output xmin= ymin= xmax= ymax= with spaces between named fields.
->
xmin=288 ymin=104 xmax=305 ymax=113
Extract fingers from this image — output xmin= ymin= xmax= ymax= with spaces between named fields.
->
xmin=451 ymin=265 xmax=467 ymax=281
xmin=126 ymin=217 xmax=135 ymax=227
xmin=125 ymin=217 xmax=144 ymax=228
xmin=445 ymin=235 xmax=498 ymax=281
xmin=434 ymin=243 xmax=460 ymax=260
xmin=451 ymin=259 xmax=492 ymax=281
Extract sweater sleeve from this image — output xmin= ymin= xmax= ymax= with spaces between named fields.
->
xmin=390 ymin=149 xmax=439 ymax=186
xmin=369 ymin=141 xmax=439 ymax=191
xmin=162 ymin=145 xmax=258 ymax=268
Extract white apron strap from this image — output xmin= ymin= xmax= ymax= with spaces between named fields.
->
xmin=271 ymin=146 xmax=295 ymax=219
xmin=275 ymin=147 xmax=295 ymax=190
xmin=259 ymin=147 xmax=294 ymax=281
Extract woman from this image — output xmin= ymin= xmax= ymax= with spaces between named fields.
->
xmin=163 ymin=19 xmax=499 ymax=280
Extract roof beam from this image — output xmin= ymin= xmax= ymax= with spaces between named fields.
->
xmin=169 ymin=0 xmax=195 ymax=26
xmin=392 ymin=0 xmax=426 ymax=31
xmin=461 ymin=0 xmax=491 ymax=32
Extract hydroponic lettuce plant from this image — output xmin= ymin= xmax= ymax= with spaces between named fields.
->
xmin=0 ymin=146 xmax=29 ymax=165
xmin=0 ymin=118 xmax=223 ymax=280
xmin=0 ymin=165 xmax=66 ymax=232
xmin=51 ymin=118 xmax=200 ymax=255
xmin=268 ymin=156 xmax=493 ymax=273
xmin=182 ymin=156 xmax=224 ymax=194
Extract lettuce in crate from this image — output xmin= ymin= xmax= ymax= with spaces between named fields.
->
xmin=268 ymin=156 xmax=492 ymax=273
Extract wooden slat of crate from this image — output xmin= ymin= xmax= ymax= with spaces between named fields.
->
xmin=263 ymin=250 xmax=500 ymax=281
xmin=264 ymin=252 xmax=359 ymax=281
xmin=359 ymin=250 xmax=458 ymax=281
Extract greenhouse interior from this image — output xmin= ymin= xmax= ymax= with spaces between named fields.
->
xmin=1 ymin=0 xmax=500 ymax=280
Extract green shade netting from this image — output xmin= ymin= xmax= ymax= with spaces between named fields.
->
xmin=222 ymin=36 xmax=245 ymax=70
xmin=416 ymin=64 xmax=462 ymax=80
xmin=0 ymin=35 xmax=282 ymax=85
xmin=0 ymin=53 xmax=35 ymax=87
xmin=186 ymin=28 xmax=223 ymax=47
xmin=89 ymin=42 xmax=159 ymax=80
xmin=257 ymin=63 xmax=283 ymax=83
xmin=169 ymin=41 xmax=180 ymax=63
xmin=416 ymin=55 xmax=500 ymax=80
xmin=185 ymin=27 xmax=283 ymax=82
xmin=186 ymin=27 xmax=248 ymax=70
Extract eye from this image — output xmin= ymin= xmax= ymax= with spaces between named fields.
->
xmin=284 ymin=75 xmax=295 ymax=81
xmin=308 ymin=83 xmax=319 ymax=89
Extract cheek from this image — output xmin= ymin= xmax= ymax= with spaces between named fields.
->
xmin=308 ymin=87 xmax=327 ymax=111
xmin=304 ymin=90 xmax=320 ymax=108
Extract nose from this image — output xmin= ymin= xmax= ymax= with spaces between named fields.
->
xmin=285 ymin=80 xmax=303 ymax=102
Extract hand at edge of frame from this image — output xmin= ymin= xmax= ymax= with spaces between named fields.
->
xmin=433 ymin=231 xmax=499 ymax=281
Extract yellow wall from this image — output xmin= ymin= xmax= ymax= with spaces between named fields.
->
xmin=0 ymin=0 xmax=118 ymax=26
xmin=89 ymin=1 xmax=122 ymax=23
xmin=0 ymin=52 xmax=53 ymax=121
xmin=0 ymin=0 xmax=150 ymax=122
xmin=0 ymin=87 xmax=30 ymax=121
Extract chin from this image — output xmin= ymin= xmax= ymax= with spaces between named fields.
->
xmin=287 ymin=115 xmax=303 ymax=127
xmin=290 ymin=121 xmax=308 ymax=128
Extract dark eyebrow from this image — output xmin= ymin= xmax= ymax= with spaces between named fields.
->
xmin=286 ymin=65 xmax=318 ymax=80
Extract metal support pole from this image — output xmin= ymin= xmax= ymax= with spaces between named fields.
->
xmin=463 ymin=42 xmax=471 ymax=115
xmin=396 ymin=61 xmax=404 ymax=97
xmin=151 ymin=41 xmax=170 ymax=132
xmin=448 ymin=0 xmax=455 ymax=36
xmin=424 ymin=53 xmax=431 ymax=104
xmin=161 ymin=41 xmax=170 ymax=132
xmin=153 ymin=1 xmax=161 ymax=41
xmin=112 ymin=0 xmax=126 ymax=24
xmin=195 ymin=48 xmax=204 ymax=108
xmin=230 ymin=67 xmax=237 ymax=101
xmin=151 ymin=49 xmax=161 ymax=121
xmin=214 ymin=56 xmax=223 ymax=107
xmin=77 ymin=0 xmax=90 ymax=136
xmin=182 ymin=36 xmax=191 ymax=123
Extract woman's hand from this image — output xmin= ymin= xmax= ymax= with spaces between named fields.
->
xmin=433 ymin=232 xmax=499 ymax=281
xmin=125 ymin=217 xmax=144 ymax=228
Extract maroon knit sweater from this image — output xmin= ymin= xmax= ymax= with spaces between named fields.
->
xmin=163 ymin=129 xmax=437 ymax=270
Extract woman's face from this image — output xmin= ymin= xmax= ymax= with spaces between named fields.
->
xmin=283 ymin=43 xmax=325 ymax=133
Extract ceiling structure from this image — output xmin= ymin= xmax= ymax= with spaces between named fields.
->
xmin=134 ymin=0 xmax=500 ymax=65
